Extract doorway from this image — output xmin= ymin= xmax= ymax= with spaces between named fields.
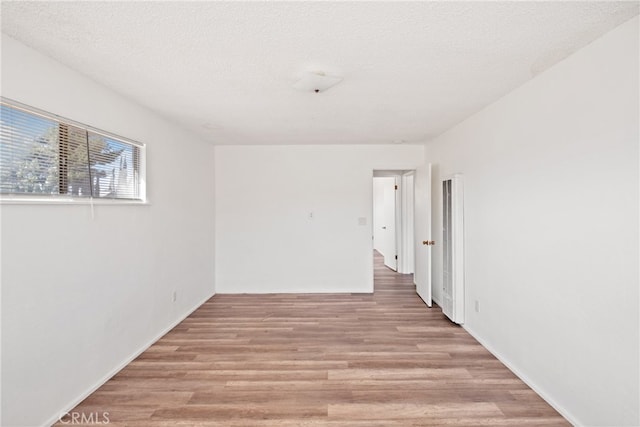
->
xmin=372 ymin=170 xmax=415 ymax=275
xmin=373 ymin=175 xmax=398 ymax=271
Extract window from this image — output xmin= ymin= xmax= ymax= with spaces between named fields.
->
xmin=0 ymin=98 xmax=144 ymax=201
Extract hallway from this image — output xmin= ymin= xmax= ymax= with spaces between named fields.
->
xmin=57 ymin=253 xmax=568 ymax=426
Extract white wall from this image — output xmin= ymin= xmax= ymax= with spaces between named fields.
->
xmin=215 ymin=145 xmax=423 ymax=293
xmin=1 ymin=35 xmax=216 ymax=427
xmin=426 ymin=17 xmax=639 ymax=426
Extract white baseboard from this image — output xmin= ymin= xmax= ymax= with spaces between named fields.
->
xmin=462 ymin=325 xmax=580 ymax=427
xmin=44 ymin=291 xmax=216 ymax=427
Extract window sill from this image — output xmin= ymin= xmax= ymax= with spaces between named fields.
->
xmin=0 ymin=196 xmax=151 ymax=206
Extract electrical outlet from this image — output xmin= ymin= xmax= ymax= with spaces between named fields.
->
xmin=475 ymin=300 xmax=480 ymax=313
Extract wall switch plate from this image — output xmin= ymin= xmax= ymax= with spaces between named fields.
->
xmin=358 ymin=217 xmax=367 ymax=226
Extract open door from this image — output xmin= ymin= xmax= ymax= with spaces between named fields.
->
xmin=373 ymin=176 xmax=398 ymax=271
xmin=414 ymin=163 xmax=432 ymax=307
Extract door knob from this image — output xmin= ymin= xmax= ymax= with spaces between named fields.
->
xmin=422 ymin=240 xmax=435 ymax=246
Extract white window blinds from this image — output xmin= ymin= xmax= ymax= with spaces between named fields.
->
xmin=1 ymin=98 xmax=143 ymax=200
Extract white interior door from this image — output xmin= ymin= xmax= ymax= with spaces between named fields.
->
xmin=400 ymin=172 xmax=415 ymax=274
xmin=414 ymin=163 xmax=432 ymax=307
xmin=373 ymin=176 xmax=397 ymax=271
xmin=382 ymin=177 xmax=397 ymax=270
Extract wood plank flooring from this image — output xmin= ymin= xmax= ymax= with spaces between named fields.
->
xmin=56 ymin=252 xmax=568 ymax=426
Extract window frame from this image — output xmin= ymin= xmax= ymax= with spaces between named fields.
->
xmin=0 ymin=97 xmax=147 ymax=205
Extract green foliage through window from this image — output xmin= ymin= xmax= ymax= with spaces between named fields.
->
xmin=0 ymin=99 xmax=142 ymax=200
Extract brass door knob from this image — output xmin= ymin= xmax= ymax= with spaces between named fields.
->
xmin=422 ymin=240 xmax=436 ymax=246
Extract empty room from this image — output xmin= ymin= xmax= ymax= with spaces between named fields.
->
xmin=1 ymin=1 xmax=638 ymax=426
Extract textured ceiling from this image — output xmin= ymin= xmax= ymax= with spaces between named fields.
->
xmin=1 ymin=1 xmax=638 ymax=145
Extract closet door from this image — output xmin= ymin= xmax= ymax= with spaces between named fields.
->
xmin=442 ymin=175 xmax=464 ymax=324
xmin=414 ymin=163 xmax=432 ymax=307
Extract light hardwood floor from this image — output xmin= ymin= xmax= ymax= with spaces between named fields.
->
xmin=57 ymin=252 xmax=568 ymax=426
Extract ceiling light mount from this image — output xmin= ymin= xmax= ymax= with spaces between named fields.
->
xmin=293 ymin=71 xmax=342 ymax=93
